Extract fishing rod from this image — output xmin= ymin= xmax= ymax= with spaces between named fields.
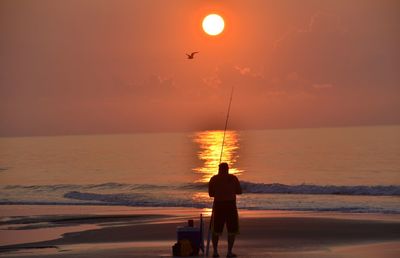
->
xmin=219 ymin=86 xmax=234 ymax=164
xmin=205 ymin=85 xmax=234 ymax=256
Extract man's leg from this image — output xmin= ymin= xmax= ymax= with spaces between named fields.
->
xmin=226 ymin=202 xmax=239 ymax=257
xmin=212 ymin=203 xmax=224 ymax=257
xmin=227 ymin=234 xmax=236 ymax=256
xmin=212 ymin=233 xmax=219 ymax=257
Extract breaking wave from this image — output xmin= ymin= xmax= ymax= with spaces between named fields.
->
xmin=60 ymin=191 xmax=399 ymax=214
xmin=181 ymin=181 xmax=400 ymax=196
xmin=63 ymin=191 xmax=209 ymax=208
xmin=1 ymin=182 xmax=399 ymax=214
xmin=239 ymin=182 xmax=400 ymax=196
xmin=2 ymin=181 xmax=399 ymax=196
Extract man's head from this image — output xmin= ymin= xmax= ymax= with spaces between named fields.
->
xmin=218 ymin=162 xmax=229 ymax=174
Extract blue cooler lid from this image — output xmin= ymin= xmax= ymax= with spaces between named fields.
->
xmin=176 ymin=226 xmax=200 ymax=232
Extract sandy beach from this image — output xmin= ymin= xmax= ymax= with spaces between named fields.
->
xmin=0 ymin=205 xmax=399 ymax=258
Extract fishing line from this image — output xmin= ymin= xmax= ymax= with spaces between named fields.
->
xmin=219 ymin=85 xmax=235 ymax=164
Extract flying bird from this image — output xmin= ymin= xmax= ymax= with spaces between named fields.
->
xmin=186 ymin=52 xmax=199 ymax=59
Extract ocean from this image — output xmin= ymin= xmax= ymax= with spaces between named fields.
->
xmin=0 ymin=126 xmax=399 ymax=214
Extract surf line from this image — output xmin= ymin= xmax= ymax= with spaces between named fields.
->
xmin=206 ymin=85 xmax=235 ymax=256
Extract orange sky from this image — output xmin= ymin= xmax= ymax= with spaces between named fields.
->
xmin=1 ymin=0 xmax=399 ymax=136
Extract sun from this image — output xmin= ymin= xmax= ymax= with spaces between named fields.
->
xmin=202 ymin=14 xmax=225 ymax=36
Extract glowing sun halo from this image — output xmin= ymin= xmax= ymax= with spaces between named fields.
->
xmin=202 ymin=14 xmax=225 ymax=36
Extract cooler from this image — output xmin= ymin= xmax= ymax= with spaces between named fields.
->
xmin=176 ymin=226 xmax=202 ymax=254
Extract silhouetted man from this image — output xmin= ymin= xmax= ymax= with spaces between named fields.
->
xmin=208 ymin=162 xmax=242 ymax=258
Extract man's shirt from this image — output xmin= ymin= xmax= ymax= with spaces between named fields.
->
xmin=208 ymin=173 xmax=242 ymax=202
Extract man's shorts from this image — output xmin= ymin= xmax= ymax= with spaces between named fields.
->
xmin=212 ymin=200 xmax=239 ymax=235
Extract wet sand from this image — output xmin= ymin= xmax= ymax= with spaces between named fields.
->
xmin=0 ymin=205 xmax=399 ymax=257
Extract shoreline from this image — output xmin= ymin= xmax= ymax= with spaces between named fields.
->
xmin=0 ymin=205 xmax=400 ymax=257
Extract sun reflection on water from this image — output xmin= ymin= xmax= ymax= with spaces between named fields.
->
xmin=193 ymin=130 xmax=242 ymax=182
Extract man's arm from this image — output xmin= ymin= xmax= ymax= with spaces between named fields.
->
xmin=235 ymin=176 xmax=242 ymax=195
xmin=208 ymin=177 xmax=215 ymax=197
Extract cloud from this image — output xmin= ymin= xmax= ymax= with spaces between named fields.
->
xmin=111 ymin=74 xmax=176 ymax=99
xmin=298 ymin=11 xmax=345 ymax=33
xmin=234 ymin=65 xmax=265 ymax=79
xmin=274 ymin=11 xmax=345 ymax=49
xmin=202 ymin=74 xmax=222 ymax=89
xmin=234 ymin=65 xmax=251 ymax=75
